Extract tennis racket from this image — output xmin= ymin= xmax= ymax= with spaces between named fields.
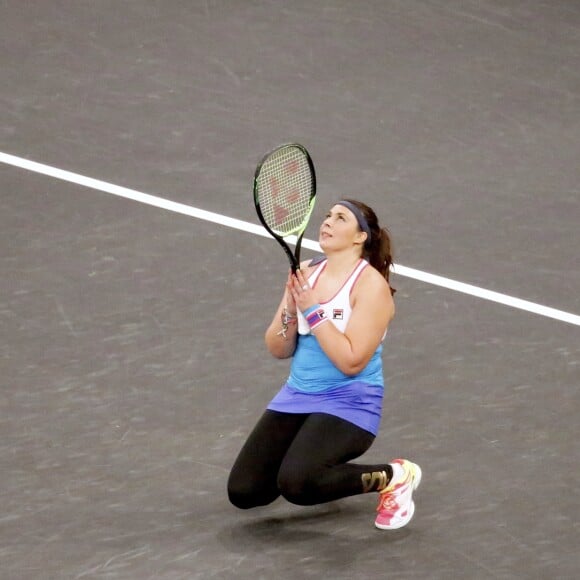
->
xmin=253 ymin=143 xmax=317 ymax=273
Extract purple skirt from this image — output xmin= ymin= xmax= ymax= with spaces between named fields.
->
xmin=267 ymin=381 xmax=384 ymax=436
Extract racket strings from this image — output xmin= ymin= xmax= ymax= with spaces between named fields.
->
xmin=256 ymin=147 xmax=314 ymax=235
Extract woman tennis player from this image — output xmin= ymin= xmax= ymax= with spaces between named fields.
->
xmin=227 ymin=199 xmax=421 ymax=530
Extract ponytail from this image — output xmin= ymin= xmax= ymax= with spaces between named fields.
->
xmin=366 ymin=226 xmax=396 ymax=295
xmin=341 ymin=199 xmax=396 ymax=295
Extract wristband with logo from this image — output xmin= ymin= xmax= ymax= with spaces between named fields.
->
xmin=305 ymin=305 xmax=328 ymax=331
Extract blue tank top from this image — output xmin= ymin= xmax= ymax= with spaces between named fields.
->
xmin=287 ymin=258 xmax=385 ymax=393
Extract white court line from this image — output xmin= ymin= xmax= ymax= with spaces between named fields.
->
xmin=1 ymin=150 xmax=579 ymax=327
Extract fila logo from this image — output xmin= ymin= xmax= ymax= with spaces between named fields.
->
xmin=333 ymin=309 xmax=344 ymax=320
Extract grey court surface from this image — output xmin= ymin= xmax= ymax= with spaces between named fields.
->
xmin=1 ymin=1 xmax=579 ymax=579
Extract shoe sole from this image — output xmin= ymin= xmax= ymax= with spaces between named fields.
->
xmin=374 ymin=462 xmax=422 ymax=531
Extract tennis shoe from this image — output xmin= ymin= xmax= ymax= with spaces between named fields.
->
xmin=375 ymin=459 xmax=422 ymax=530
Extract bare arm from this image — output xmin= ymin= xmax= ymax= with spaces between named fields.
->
xmin=265 ymin=287 xmax=298 ymax=359
xmin=264 ymin=266 xmax=312 ymax=358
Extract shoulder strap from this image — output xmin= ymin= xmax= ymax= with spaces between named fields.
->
xmin=344 ymin=259 xmax=369 ymax=295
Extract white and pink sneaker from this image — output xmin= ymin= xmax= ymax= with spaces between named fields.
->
xmin=375 ymin=459 xmax=422 ymax=530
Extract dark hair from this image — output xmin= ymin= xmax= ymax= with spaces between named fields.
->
xmin=342 ymin=199 xmax=396 ymax=295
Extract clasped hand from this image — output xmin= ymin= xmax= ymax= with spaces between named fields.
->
xmin=286 ymin=269 xmax=316 ymax=314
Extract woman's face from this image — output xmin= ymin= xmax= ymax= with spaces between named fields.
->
xmin=319 ymin=204 xmax=366 ymax=251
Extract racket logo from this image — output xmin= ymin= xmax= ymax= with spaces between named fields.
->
xmin=284 ymin=159 xmax=299 ymax=174
xmin=286 ymin=189 xmax=300 ymax=203
xmin=274 ymin=204 xmax=290 ymax=226
xmin=269 ymin=176 xmax=281 ymax=198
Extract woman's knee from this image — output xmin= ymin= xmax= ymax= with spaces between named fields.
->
xmin=227 ymin=475 xmax=279 ymax=509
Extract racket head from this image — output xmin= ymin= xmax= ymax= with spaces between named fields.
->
xmin=253 ymin=142 xmax=317 ymax=238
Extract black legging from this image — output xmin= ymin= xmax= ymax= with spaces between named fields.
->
xmin=227 ymin=410 xmax=393 ymax=508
